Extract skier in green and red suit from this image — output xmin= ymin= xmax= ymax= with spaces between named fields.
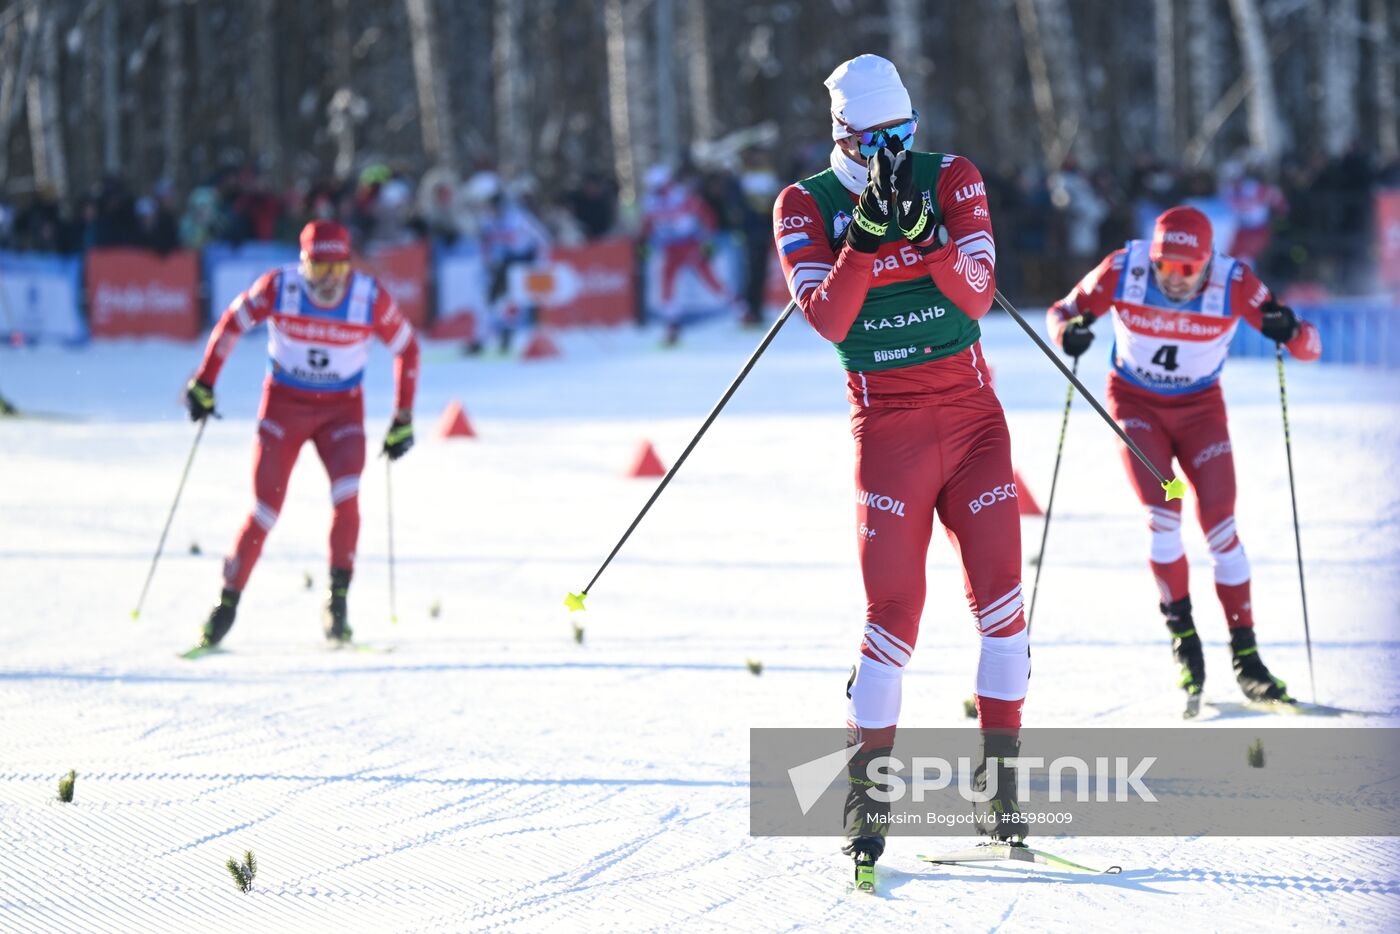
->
xmin=772 ymin=55 xmax=1029 ymax=881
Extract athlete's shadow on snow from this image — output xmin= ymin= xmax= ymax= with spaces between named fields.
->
xmin=876 ymin=863 xmax=1400 ymax=897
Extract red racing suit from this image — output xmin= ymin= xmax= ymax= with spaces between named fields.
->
xmin=773 ymin=151 xmax=1027 ymax=736
xmin=642 ymin=182 xmax=730 ymax=319
xmin=195 ymin=265 xmax=420 ymax=592
xmin=1046 ymin=243 xmax=1320 ymax=629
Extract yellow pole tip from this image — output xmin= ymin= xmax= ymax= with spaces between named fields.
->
xmin=564 ymin=592 xmax=587 ymax=612
xmin=391 ymin=615 xmax=399 ymax=625
xmin=129 ymin=610 xmax=139 ymax=620
xmin=1161 ymin=477 xmax=1187 ymax=501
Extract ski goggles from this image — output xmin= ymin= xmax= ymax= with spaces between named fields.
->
xmin=851 ymin=111 xmax=918 ymax=158
xmin=1151 ymin=257 xmax=1206 ymax=281
xmin=301 ymin=260 xmax=351 ymax=280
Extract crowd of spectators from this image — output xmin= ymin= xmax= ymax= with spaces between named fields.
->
xmin=0 ymin=144 xmax=1396 ymax=306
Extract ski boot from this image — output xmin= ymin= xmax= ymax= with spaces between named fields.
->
xmin=841 ymin=668 xmax=892 ymax=892
xmin=198 ymin=589 xmax=240 ymax=649
xmin=323 ymin=567 xmax=354 ymax=644
xmin=1229 ymin=627 xmax=1291 ymax=702
xmin=662 ymin=322 xmax=682 ymax=348
xmin=841 ymin=732 xmax=892 ymax=893
xmin=1162 ymin=596 xmax=1205 ymax=716
xmin=973 ymin=731 xmax=1029 ymax=843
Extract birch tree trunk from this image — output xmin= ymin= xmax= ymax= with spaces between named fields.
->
xmin=683 ymin=0 xmax=715 ymax=144
xmin=101 ymin=0 xmax=120 ymax=174
xmin=654 ymin=0 xmax=678 ymax=168
xmin=328 ymin=0 xmax=359 ymax=179
xmin=888 ymin=0 xmax=926 ymax=115
xmin=1228 ymin=0 xmax=1282 ymax=166
xmin=492 ymin=0 xmax=526 ymax=167
xmin=0 ymin=9 xmax=37 ymax=186
xmin=248 ymin=0 xmax=282 ymax=182
xmin=26 ymin=0 xmax=68 ymax=198
xmin=1320 ymin=0 xmax=1360 ymax=156
xmin=605 ymin=0 xmax=652 ymax=206
xmin=407 ymin=0 xmax=457 ymax=167
xmin=161 ymin=0 xmax=185 ymax=187
xmin=1154 ymin=0 xmax=1177 ymax=154
xmin=1373 ymin=0 xmax=1398 ymax=160
xmin=1185 ymin=0 xmax=1222 ymax=162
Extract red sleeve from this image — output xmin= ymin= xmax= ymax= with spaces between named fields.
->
xmin=193 ymin=270 xmax=279 ymax=386
xmin=1045 ymin=249 xmax=1123 ymax=344
xmin=1231 ymin=264 xmax=1322 ymax=362
xmin=771 ymin=183 xmax=876 ymax=342
xmin=370 ymin=281 xmax=420 ymax=412
xmin=922 ymin=155 xmax=996 ymax=319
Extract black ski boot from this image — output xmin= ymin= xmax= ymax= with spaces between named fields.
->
xmin=1162 ymin=596 xmax=1205 ymax=711
xmin=199 ymin=589 xmax=240 ymax=648
xmin=841 ymin=729 xmax=892 ymax=893
xmin=973 ymin=731 xmax=1029 ymax=843
xmin=1229 ymin=627 xmax=1291 ymax=702
xmin=841 ymin=667 xmax=891 ymax=892
xmin=323 ymin=567 xmax=353 ymax=644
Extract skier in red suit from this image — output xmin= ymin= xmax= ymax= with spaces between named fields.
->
xmin=772 ymin=55 xmax=1028 ymax=874
xmin=1046 ymin=205 xmax=1321 ymax=709
xmin=184 ymin=220 xmax=420 ymax=648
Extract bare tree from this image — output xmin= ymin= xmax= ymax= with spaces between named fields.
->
xmin=407 ymin=0 xmax=457 ymax=168
xmin=493 ymin=0 xmax=526 ymax=168
xmin=101 ymin=0 xmax=120 ymax=175
xmin=1373 ymin=0 xmax=1398 ymax=160
xmin=1016 ymin=0 xmax=1092 ymax=170
xmin=1154 ymin=0 xmax=1177 ymax=154
xmin=683 ymin=0 xmax=715 ymax=145
xmin=888 ymin=0 xmax=927 ymax=118
xmin=1185 ymin=0 xmax=1222 ymax=161
xmin=160 ymin=0 xmax=185 ymax=187
xmin=605 ymin=0 xmax=654 ymax=206
xmin=247 ymin=0 xmax=282 ymax=182
xmin=1319 ymin=0 xmax=1360 ymax=157
xmin=1228 ymin=0 xmax=1282 ymax=166
xmin=26 ymin=0 xmax=68 ymax=198
xmin=654 ymin=0 xmax=678 ymax=167
xmin=0 ymin=5 xmax=37 ymax=186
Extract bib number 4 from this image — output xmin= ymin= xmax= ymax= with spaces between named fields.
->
xmin=1151 ymin=344 xmax=1179 ymax=371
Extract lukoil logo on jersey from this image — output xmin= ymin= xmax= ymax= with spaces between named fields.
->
xmin=968 ymin=482 xmax=1018 ymax=515
xmin=857 ymin=489 xmax=906 ymax=518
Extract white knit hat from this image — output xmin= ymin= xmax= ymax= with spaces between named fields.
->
xmin=824 ymin=54 xmax=912 ymax=140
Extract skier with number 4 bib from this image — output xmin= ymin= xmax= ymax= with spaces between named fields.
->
xmin=184 ymin=220 xmax=420 ymax=651
xmin=773 ymin=55 xmax=1030 ymax=887
xmin=1046 ymin=205 xmax=1321 ymax=712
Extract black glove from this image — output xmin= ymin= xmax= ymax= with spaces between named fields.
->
xmin=890 ymin=150 xmax=937 ymax=250
xmin=382 ymin=412 xmax=414 ymax=460
xmin=1060 ymin=314 xmax=1096 ymax=358
xmin=844 ymin=148 xmax=896 ymax=254
xmin=1259 ymin=299 xmax=1299 ymax=344
xmin=185 ymin=379 xmax=215 ymax=421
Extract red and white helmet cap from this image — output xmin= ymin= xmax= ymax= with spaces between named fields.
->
xmin=1149 ymin=206 xmax=1213 ymax=266
xmin=299 ymin=220 xmax=352 ymax=263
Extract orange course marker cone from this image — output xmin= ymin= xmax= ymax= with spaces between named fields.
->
xmin=521 ymin=330 xmax=561 ymax=360
xmin=627 ymin=440 xmax=667 ymax=478
xmin=1014 ymin=469 xmax=1043 ymax=516
xmin=437 ymin=400 xmax=477 ymax=439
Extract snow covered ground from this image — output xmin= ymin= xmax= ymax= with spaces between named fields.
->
xmin=1 ymin=311 xmax=1398 ymax=932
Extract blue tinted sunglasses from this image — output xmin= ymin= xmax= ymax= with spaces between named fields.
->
xmin=854 ymin=110 xmax=918 ymax=158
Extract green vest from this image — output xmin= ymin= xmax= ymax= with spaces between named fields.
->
xmin=800 ymin=153 xmax=981 ymax=372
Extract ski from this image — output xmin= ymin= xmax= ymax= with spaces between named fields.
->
xmin=178 ymin=644 xmax=225 ymax=660
xmin=919 ymin=842 xmax=1122 ymax=875
xmin=328 ymin=641 xmax=396 ymax=655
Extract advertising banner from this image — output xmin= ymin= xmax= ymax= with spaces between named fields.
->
xmin=0 ymin=250 xmax=85 ymax=344
xmin=87 ymin=248 xmax=201 ymax=339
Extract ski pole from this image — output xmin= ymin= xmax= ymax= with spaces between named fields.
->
xmin=993 ymin=289 xmax=1184 ymax=501
xmin=1276 ymin=345 xmax=1315 ymax=702
xmin=131 ymin=417 xmax=210 ymax=619
xmin=565 ymin=300 xmax=797 ymax=611
xmin=1026 ymin=358 xmax=1078 ymax=630
xmin=386 ymin=455 xmax=399 ymax=624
